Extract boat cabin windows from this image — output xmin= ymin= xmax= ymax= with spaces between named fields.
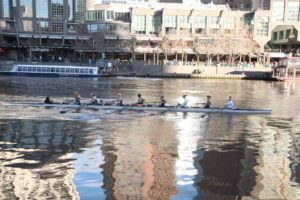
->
xmin=15 ymin=65 xmax=98 ymax=75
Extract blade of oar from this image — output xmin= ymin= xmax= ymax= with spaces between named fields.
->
xmin=105 ymin=105 xmax=131 ymax=114
xmin=60 ymin=104 xmax=86 ymax=114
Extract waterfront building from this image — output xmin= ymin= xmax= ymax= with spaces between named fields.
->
xmin=0 ymin=0 xmax=299 ymax=66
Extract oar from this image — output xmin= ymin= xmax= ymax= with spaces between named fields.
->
xmin=105 ymin=104 xmax=132 ymax=114
xmin=60 ymin=103 xmax=87 ymax=114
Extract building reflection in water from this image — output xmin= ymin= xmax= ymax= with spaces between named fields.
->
xmin=100 ymin=115 xmax=178 ymax=199
xmin=0 ymin=119 xmax=96 ymax=200
xmin=248 ymin=116 xmax=300 ymax=199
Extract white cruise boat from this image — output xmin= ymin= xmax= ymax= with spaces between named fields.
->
xmin=0 ymin=64 xmax=110 ymax=77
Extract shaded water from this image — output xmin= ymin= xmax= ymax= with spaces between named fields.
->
xmin=0 ymin=76 xmax=300 ymax=200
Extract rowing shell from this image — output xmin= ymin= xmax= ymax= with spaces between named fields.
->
xmin=3 ymin=102 xmax=272 ymax=114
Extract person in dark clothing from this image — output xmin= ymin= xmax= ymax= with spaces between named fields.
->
xmin=44 ymin=96 xmax=54 ymax=104
xmin=159 ymin=94 xmax=166 ymax=107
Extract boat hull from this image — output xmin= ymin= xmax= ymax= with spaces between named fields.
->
xmin=3 ymin=102 xmax=272 ymax=114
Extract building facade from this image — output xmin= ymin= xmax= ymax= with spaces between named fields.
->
xmin=0 ymin=0 xmax=299 ymax=65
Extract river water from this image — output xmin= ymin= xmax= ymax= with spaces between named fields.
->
xmin=0 ymin=76 xmax=299 ymax=200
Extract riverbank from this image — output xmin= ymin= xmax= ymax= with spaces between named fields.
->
xmin=0 ymin=60 xmax=273 ymax=80
xmin=112 ymin=61 xmax=273 ymax=80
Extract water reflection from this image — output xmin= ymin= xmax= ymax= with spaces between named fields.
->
xmin=0 ymin=119 xmax=97 ymax=200
xmin=246 ymin=116 xmax=300 ymax=199
xmin=100 ymin=116 xmax=178 ymax=199
xmin=0 ymin=77 xmax=300 ymax=199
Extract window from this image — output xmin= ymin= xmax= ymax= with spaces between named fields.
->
xmin=223 ymin=17 xmax=234 ymax=29
xmin=2 ymin=0 xmax=10 ymax=18
xmin=149 ymin=15 xmax=161 ymax=35
xmin=279 ymin=30 xmax=284 ymax=40
xmin=194 ymin=16 xmax=206 ymax=29
xmin=256 ymin=16 xmax=269 ymax=36
xmin=287 ymin=2 xmax=299 ymax=21
xmin=273 ymin=32 xmax=278 ymax=40
xmin=272 ymin=2 xmax=284 ymax=21
xmin=37 ymin=21 xmax=49 ymax=32
xmin=165 ymin=15 xmax=176 ymax=28
xmin=209 ymin=16 xmax=220 ymax=29
xmin=36 ymin=1 xmax=48 ymax=18
xmin=75 ymin=0 xmax=85 ymax=22
xmin=115 ymin=12 xmax=130 ymax=22
xmin=20 ymin=0 xmax=33 ymax=17
xmin=179 ymin=16 xmax=189 ymax=28
xmin=286 ymin=29 xmax=291 ymax=39
xmin=68 ymin=0 xmax=73 ymax=20
xmin=20 ymin=20 xmax=33 ymax=31
xmin=51 ymin=0 xmax=64 ymax=19
xmin=86 ymin=10 xmax=105 ymax=21
xmin=52 ymin=22 xmax=63 ymax=33
xmin=106 ymin=10 xmax=114 ymax=20
xmin=135 ymin=15 xmax=146 ymax=34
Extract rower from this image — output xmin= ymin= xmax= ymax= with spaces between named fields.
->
xmin=225 ymin=96 xmax=235 ymax=109
xmin=203 ymin=95 xmax=212 ymax=108
xmin=89 ymin=92 xmax=98 ymax=105
xmin=115 ymin=93 xmax=123 ymax=106
xmin=159 ymin=93 xmax=166 ymax=107
xmin=73 ymin=91 xmax=81 ymax=105
xmin=179 ymin=94 xmax=189 ymax=108
xmin=44 ymin=96 xmax=54 ymax=104
xmin=135 ymin=93 xmax=145 ymax=107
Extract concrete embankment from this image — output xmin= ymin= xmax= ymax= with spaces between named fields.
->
xmin=113 ymin=61 xmax=273 ymax=80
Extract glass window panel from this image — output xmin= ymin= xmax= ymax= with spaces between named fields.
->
xmin=51 ymin=0 xmax=64 ymax=19
xmin=149 ymin=15 xmax=161 ymax=34
xmin=12 ymin=0 xmax=17 ymax=17
xmin=194 ymin=16 xmax=206 ymax=29
xmin=75 ymin=0 xmax=85 ymax=21
xmin=209 ymin=16 xmax=220 ymax=29
xmin=287 ymin=2 xmax=299 ymax=21
xmin=179 ymin=16 xmax=188 ymax=24
xmin=256 ymin=16 xmax=269 ymax=36
xmin=2 ymin=0 xmax=10 ymax=17
xmin=286 ymin=29 xmax=291 ymax=39
xmin=272 ymin=2 xmax=284 ymax=21
xmin=52 ymin=22 xmax=63 ymax=32
xmin=165 ymin=15 xmax=176 ymax=28
xmin=36 ymin=0 xmax=49 ymax=18
xmin=20 ymin=0 xmax=33 ymax=17
xmin=20 ymin=20 xmax=33 ymax=31
xmin=223 ymin=17 xmax=234 ymax=29
xmin=68 ymin=0 xmax=73 ymax=20
xmin=37 ymin=21 xmax=49 ymax=32
xmin=135 ymin=15 xmax=146 ymax=34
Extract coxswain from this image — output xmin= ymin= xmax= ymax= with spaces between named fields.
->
xmin=135 ymin=93 xmax=145 ymax=106
xmin=204 ymin=95 xmax=212 ymax=108
xmin=44 ymin=96 xmax=53 ymax=104
xmin=159 ymin=93 xmax=166 ymax=107
xmin=225 ymin=96 xmax=235 ymax=109
xmin=89 ymin=92 xmax=98 ymax=105
xmin=73 ymin=91 xmax=81 ymax=105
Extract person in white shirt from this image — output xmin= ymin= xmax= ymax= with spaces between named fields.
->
xmin=226 ymin=96 xmax=235 ymax=109
xmin=180 ymin=95 xmax=189 ymax=108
